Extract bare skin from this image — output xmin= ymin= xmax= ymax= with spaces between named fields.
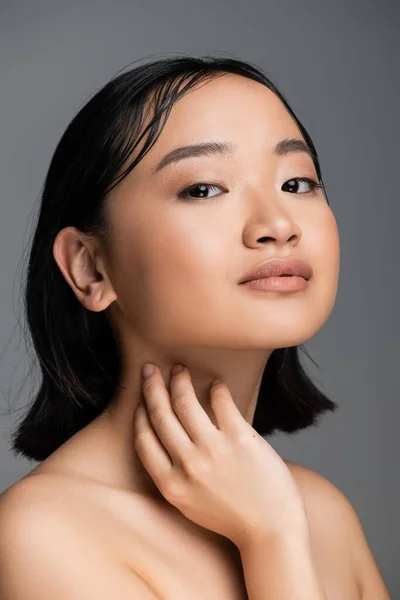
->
xmin=1 ymin=74 xmax=361 ymax=598
xmin=12 ymin=448 xmax=359 ymax=599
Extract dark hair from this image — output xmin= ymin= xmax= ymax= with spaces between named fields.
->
xmin=9 ymin=53 xmax=338 ymax=463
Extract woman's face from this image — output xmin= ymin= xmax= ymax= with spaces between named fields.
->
xmin=103 ymin=73 xmax=340 ymax=353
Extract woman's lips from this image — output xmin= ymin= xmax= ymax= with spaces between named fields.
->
xmin=239 ymin=257 xmax=313 ymax=284
xmin=242 ymin=275 xmax=309 ymax=292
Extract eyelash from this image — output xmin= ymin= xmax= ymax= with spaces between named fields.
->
xmin=177 ymin=177 xmax=323 ymax=201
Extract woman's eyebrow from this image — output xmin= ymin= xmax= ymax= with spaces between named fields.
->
xmin=152 ymin=137 xmax=313 ymax=174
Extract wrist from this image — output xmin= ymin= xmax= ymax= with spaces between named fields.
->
xmin=235 ymin=519 xmax=311 ymax=555
xmin=238 ymin=530 xmax=328 ymax=600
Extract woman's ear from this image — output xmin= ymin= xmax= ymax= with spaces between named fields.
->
xmin=52 ymin=226 xmax=117 ymax=312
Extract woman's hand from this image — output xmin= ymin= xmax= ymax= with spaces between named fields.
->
xmin=133 ymin=363 xmax=309 ymax=551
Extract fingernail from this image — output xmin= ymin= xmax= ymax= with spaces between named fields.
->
xmin=142 ymin=363 xmax=155 ymax=379
xmin=171 ymin=364 xmax=184 ymax=375
xmin=211 ymin=379 xmax=222 ymax=387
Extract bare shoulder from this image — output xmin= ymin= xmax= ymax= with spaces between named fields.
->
xmin=0 ymin=475 xmax=160 ymax=600
xmin=284 ymin=460 xmax=390 ymax=600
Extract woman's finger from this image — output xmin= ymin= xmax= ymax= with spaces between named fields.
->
xmin=132 ymin=400 xmax=174 ymax=489
xmin=209 ymin=381 xmax=253 ymax=438
xmin=169 ymin=367 xmax=220 ymax=445
xmin=140 ymin=365 xmax=194 ymax=464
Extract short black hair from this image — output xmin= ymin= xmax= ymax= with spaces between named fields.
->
xmin=8 ymin=53 xmax=338 ymax=462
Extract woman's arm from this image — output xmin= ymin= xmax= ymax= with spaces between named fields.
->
xmin=238 ymin=531 xmax=328 ymax=600
xmin=241 ymin=461 xmax=391 ymax=600
xmin=342 ymin=500 xmax=391 ymax=600
xmin=285 ymin=462 xmax=391 ymax=600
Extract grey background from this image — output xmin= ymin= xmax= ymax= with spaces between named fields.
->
xmin=0 ymin=0 xmax=398 ymax=596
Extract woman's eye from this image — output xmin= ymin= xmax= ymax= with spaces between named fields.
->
xmin=282 ymin=177 xmax=323 ymax=194
xmin=178 ymin=183 xmax=223 ymax=201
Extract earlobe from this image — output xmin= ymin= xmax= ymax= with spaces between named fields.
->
xmin=52 ymin=226 xmax=117 ymax=312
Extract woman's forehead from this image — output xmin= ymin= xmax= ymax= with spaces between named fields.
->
xmin=113 ymin=75 xmax=302 ymax=190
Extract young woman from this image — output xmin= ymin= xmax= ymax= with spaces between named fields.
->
xmin=0 ymin=55 xmax=390 ymax=599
